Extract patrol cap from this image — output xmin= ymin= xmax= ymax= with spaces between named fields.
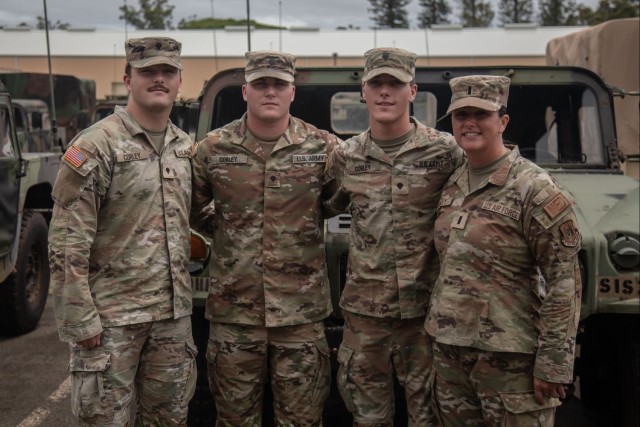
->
xmin=245 ymin=51 xmax=296 ymax=83
xmin=447 ymin=75 xmax=510 ymax=114
xmin=362 ymin=47 xmax=416 ymax=83
xmin=125 ymin=37 xmax=182 ymax=70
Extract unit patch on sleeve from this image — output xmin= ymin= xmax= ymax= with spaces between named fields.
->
xmin=63 ymin=145 xmax=88 ymax=168
xmin=559 ymin=219 xmax=580 ymax=247
xmin=543 ymin=192 xmax=571 ymax=220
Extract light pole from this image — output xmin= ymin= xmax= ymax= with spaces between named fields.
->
xmin=210 ymin=0 xmax=219 ymax=72
xmin=124 ymin=0 xmax=128 ymax=41
xmin=246 ymin=0 xmax=251 ymax=51
xmin=278 ymin=1 xmax=282 ymax=51
xmin=42 ymin=0 xmax=57 ymax=144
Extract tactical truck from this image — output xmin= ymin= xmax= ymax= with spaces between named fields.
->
xmin=0 ymin=80 xmax=59 ymax=335
xmin=188 ymin=65 xmax=639 ymax=426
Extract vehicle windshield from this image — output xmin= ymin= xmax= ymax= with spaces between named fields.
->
xmin=209 ymin=81 xmax=604 ymax=167
xmin=329 ymin=84 xmax=604 ymax=167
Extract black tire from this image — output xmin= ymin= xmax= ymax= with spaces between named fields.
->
xmin=0 ymin=211 xmax=50 ymax=335
xmin=579 ymin=314 xmax=640 ymax=427
xmin=188 ymin=306 xmax=217 ymax=426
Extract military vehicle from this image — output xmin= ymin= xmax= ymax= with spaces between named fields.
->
xmin=546 ymin=18 xmax=639 ymax=180
xmin=0 ymin=80 xmax=59 ymax=335
xmin=91 ymin=97 xmax=199 ymax=141
xmin=0 ymin=72 xmax=95 ymax=148
xmin=187 ymin=65 xmax=639 ymax=426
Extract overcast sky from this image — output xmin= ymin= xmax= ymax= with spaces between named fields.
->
xmin=0 ymin=0 xmax=599 ymax=31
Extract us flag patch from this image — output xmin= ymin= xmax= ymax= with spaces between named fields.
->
xmin=63 ymin=146 xmax=88 ymax=168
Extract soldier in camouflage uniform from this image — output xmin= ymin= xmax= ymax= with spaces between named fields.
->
xmin=324 ymin=48 xmax=464 ymax=426
xmin=48 ymin=37 xmax=196 ymax=426
xmin=425 ymin=75 xmax=582 ymax=426
xmin=191 ymin=51 xmax=340 ymax=426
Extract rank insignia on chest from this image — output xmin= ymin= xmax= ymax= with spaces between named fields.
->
xmin=393 ymin=176 xmax=409 ymax=195
xmin=451 ymin=212 xmax=468 ymax=229
xmin=266 ymin=172 xmax=281 ymax=188
xmin=63 ymin=145 xmax=88 ymax=168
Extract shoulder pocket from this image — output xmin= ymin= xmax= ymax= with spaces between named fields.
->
xmin=52 ymin=160 xmax=99 ymax=209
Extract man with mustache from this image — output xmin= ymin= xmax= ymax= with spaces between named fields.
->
xmin=49 ymin=37 xmax=196 ymax=425
xmin=324 ymin=47 xmax=464 ymax=426
xmin=191 ymin=51 xmax=340 ymax=425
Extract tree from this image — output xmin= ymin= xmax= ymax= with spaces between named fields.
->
xmin=458 ymin=0 xmax=495 ymax=27
xmin=36 ymin=16 xmax=70 ymax=30
xmin=584 ymin=0 xmax=640 ymax=24
xmin=177 ymin=16 xmax=280 ymax=30
xmin=498 ymin=0 xmax=535 ymax=24
xmin=368 ymin=0 xmax=411 ymax=28
xmin=119 ymin=0 xmax=175 ymax=30
xmin=417 ymin=0 xmax=451 ymax=28
xmin=539 ymin=0 xmax=580 ymax=25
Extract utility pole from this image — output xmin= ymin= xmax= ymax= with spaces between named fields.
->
xmin=42 ymin=0 xmax=58 ymax=146
xmin=124 ymin=0 xmax=128 ymax=41
xmin=211 ymin=0 xmax=219 ymax=72
xmin=279 ymin=1 xmax=282 ymax=51
xmin=246 ymin=0 xmax=251 ymax=51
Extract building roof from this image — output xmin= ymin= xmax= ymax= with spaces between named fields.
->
xmin=0 ymin=25 xmax=587 ymax=58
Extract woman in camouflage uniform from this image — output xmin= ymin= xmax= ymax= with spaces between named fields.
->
xmin=426 ymin=75 xmax=582 ymax=426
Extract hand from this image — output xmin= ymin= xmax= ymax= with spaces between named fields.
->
xmin=533 ymin=377 xmax=566 ymax=404
xmin=76 ymin=333 xmax=102 ymax=349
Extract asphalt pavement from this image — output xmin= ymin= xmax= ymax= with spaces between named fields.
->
xmin=0 ymin=298 xmax=76 ymax=427
xmin=0 ymin=297 xmax=599 ymax=427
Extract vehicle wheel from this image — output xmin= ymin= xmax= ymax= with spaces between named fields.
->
xmin=0 ymin=211 xmax=50 ymax=335
xmin=579 ymin=314 xmax=640 ymax=427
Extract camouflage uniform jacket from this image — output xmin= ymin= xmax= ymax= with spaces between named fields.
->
xmin=191 ymin=114 xmax=339 ymax=327
xmin=49 ymin=106 xmax=193 ymax=343
xmin=325 ymin=118 xmax=464 ymax=319
xmin=425 ymin=147 xmax=581 ymax=383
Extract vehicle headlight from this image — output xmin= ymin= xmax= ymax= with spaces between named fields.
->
xmin=609 ymin=234 xmax=640 ymax=270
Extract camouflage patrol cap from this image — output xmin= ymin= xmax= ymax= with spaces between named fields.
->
xmin=447 ymin=75 xmax=510 ymax=114
xmin=362 ymin=47 xmax=416 ymax=83
xmin=125 ymin=37 xmax=182 ymax=70
xmin=245 ymin=51 xmax=296 ymax=83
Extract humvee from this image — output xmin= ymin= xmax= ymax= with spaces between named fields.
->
xmin=91 ymin=97 xmax=200 ymax=142
xmin=0 ymin=81 xmax=59 ymax=335
xmin=187 ymin=65 xmax=639 ymax=426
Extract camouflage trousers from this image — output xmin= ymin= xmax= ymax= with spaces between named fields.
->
xmin=433 ymin=342 xmax=561 ymax=427
xmin=68 ymin=316 xmax=197 ymax=426
xmin=337 ymin=311 xmax=436 ymax=427
xmin=207 ymin=320 xmax=331 ymax=426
